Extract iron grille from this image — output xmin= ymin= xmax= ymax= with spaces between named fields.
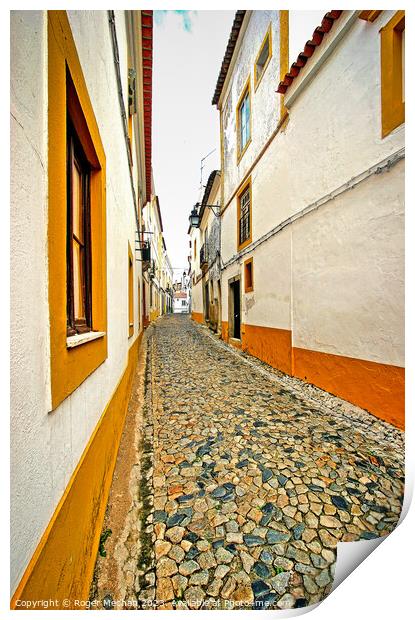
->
xmin=239 ymin=187 xmax=250 ymax=245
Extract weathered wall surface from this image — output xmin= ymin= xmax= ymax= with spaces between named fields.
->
xmin=10 ymin=10 xmax=51 ymax=592
xmin=218 ymin=10 xmax=404 ymax=426
xmin=292 ymin=161 xmax=404 ymax=366
xmin=222 ymin=11 xmax=281 ymax=204
xmin=11 ymin=10 xmax=143 ymax=595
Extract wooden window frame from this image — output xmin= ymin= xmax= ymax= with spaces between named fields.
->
xmin=66 ymin=118 xmax=93 ymax=336
xmin=236 ymin=77 xmax=252 ymax=163
xmin=380 ymin=11 xmax=405 ymax=138
xmin=254 ymin=24 xmax=272 ymax=90
xmin=128 ymin=243 xmax=134 ymax=337
xmin=244 ymin=257 xmax=254 ymax=293
xmin=237 ymin=176 xmax=252 ymax=251
xmin=48 ymin=11 xmax=107 ymax=410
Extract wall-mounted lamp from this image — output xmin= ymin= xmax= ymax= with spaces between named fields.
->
xmin=188 ymin=202 xmax=220 ymax=228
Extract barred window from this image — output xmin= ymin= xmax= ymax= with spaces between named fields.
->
xmin=239 ymin=186 xmax=251 ymax=246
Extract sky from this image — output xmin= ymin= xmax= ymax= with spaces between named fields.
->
xmin=152 ymin=10 xmax=235 ymax=276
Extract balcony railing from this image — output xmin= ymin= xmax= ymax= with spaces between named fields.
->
xmin=200 ymin=244 xmax=208 ymax=269
xmin=141 ymin=241 xmax=151 ymax=270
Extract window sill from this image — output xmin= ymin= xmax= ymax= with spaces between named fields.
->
xmin=66 ymin=331 xmax=106 ymax=349
xmin=237 ymin=138 xmax=252 ymax=165
xmin=254 ymin=55 xmax=271 ymax=92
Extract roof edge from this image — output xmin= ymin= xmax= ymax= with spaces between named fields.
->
xmin=212 ymin=10 xmax=246 ymax=106
xmin=277 ymin=10 xmax=342 ymax=95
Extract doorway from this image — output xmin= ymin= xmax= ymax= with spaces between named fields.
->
xmin=229 ymin=277 xmax=241 ymax=340
xmin=204 ymin=282 xmax=210 ymax=321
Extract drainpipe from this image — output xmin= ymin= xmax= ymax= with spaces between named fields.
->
xmin=108 ymin=10 xmax=140 ymax=234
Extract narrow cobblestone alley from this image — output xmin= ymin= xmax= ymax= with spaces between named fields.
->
xmin=127 ymin=314 xmax=404 ymax=610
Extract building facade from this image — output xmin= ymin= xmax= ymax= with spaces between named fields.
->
xmin=161 ymin=243 xmax=174 ymax=314
xmin=142 ymin=194 xmax=172 ymax=323
xmin=189 ymin=170 xmax=222 ymax=332
xmin=10 ymin=9 xmax=154 ymax=606
xmin=173 ymin=276 xmax=190 ymax=313
xmin=209 ymin=10 xmax=404 ymax=428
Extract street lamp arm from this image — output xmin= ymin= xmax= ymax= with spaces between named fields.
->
xmin=195 ymin=202 xmax=221 ymax=217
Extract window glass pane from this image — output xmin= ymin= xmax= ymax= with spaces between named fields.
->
xmin=73 ymin=240 xmax=85 ymax=320
xmin=257 ymin=37 xmax=269 ymax=77
xmin=240 ymin=92 xmax=250 ymax=150
xmin=72 ymin=158 xmax=84 ymax=243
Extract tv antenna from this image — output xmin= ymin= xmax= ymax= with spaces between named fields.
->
xmin=200 ymin=148 xmax=216 ymax=188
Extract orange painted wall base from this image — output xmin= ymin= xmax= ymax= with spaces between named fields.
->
xmin=242 ymin=324 xmax=292 ymax=376
xmin=219 ymin=321 xmax=404 ymax=429
xmin=192 ymin=311 xmax=204 ymax=324
xmin=293 ymin=347 xmax=404 ymax=430
xmin=11 ymin=333 xmax=142 ymax=609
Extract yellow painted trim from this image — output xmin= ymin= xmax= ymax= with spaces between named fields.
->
xmin=128 ymin=242 xmax=134 ymax=337
xmin=11 ymin=334 xmax=142 ymax=609
xmin=254 ymin=23 xmax=272 ymax=91
xmin=219 ymin=105 xmax=225 ymax=213
xmin=244 ymin=257 xmax=254 ymax=293
xmin=48 ymin=11 xmax=107 ymax=410
xmin=359 ymin=10 xmax=382 ymax=22
xmin=380 ymin=10 xmax=405 ymax=138
xmin=236 ymin=175 xmax=252 ymax=252
xmin=150 ymin=309 xmax=160 ymax=322
xmin=279 ymin=10 xmax=289 ymax=120
xmin=236 ymin=76 xmax=252 ymax=164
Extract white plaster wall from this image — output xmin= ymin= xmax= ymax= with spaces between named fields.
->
xmin=191 ymin=280 xmax=203 ymax=315
xmin=241 ymin=228 xmax=292 ymax=330
xmin=292 ymin=160 xmax=404 ymax=366
xmin=10 ymin=10 xmax=142 ymax=593
xmin=221 ymin=11 xmax=405 ymax=258
xmin=222 ymin=11 xmax=281 ymax=204
xmin=219 ymin=10 xmax=404 ymax=366
xmin=10 ymin=9 xmax=51 ymax=593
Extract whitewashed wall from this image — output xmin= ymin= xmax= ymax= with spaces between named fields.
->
xmin=10 ymin=10 xmax=142 ymax=593
xmin=219 ymin=10 xmax=404 ymax=367
xmin=221 ymin=11 xmax=280 ymax=204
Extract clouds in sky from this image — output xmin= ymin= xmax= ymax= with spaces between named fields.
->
xmin=154 ymin=10 xmax=196 ymax=33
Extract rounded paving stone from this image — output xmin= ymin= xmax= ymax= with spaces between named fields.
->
xmin=179 ymin=560 xmax=200 ymax=576
xmin=146 ymin=316 xmax=404 ymax=611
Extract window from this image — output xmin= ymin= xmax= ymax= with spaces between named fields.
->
xmin=254 ymin=25 xmax=272 ymax=89
xmin=237 ymin=79 xmax=251 ymax=160
xmin=380 ymin=11 xmax=405 ymax=137
xmin=66 ymin=122 xmax=92 ymax=336
xmin=237 ymin=178 xmax=252 ymax=250
xmin=48 ymin=12 xmax=107 ymax=410
xmin=194 ymin=239 xmax=197 ymax=259
xmin=244 ymin=258 xmax=254 ymax=293
xmin=128 ymin=244 xmax=134 ymax=337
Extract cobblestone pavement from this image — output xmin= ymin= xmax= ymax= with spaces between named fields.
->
xmin=137 ymin=314 xmax=404 ymax=610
